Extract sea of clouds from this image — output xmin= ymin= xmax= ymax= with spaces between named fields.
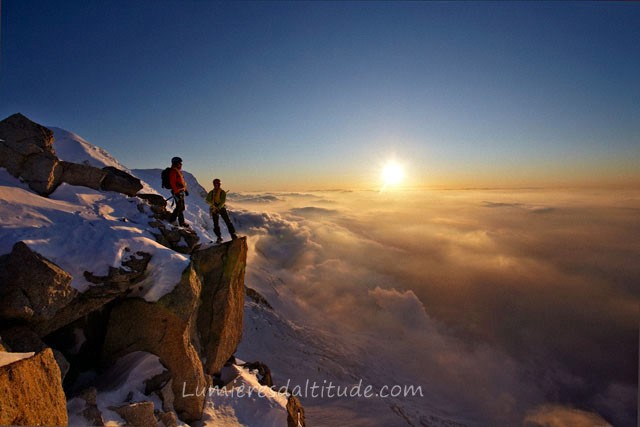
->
xmin=228 ymin=188 xmax=638 ymax=426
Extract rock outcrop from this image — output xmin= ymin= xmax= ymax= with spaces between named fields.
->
xmin=101 ymin=166 xmax=144 ymax=196
xmin=83 ymin=249 xmax=152 ymax=291
xmin=192 ymin=239 xmax=247 ymax=375
xmin=60 ymin=160 xmax=109 ymax=190
xmin=60 ymin=162 xmax=142 ymax=196
xmin=102 ymin=266 xmax=207 ymax=422
xmin=149 ymin=220 xmax=201 ymax=254
xmin=0 ymin=233 xmax=249 ymax=424
xmin=0 ymin=241 xmax=77 ymax=323
xmin=137 ymin=193 xmax=168 ymax=212
xmin=0 ymin=112 xmax=301 ymax=425
xmin=246 ymin=286 xmax=274 ymax=310
xmin=0 ymin=242 xmax=152 ymax=338
xmin=0 ymin=348 xmax=68 ymax=426
xmin=0 ymin=113 xmax=142 ymax=196
xmin=0 ymin=326 xmax=70 ymax=382
xmin=0 ymin=113 xmax=61 ymax=195
xmin=102 ymin=238 xmax=247 ymax=421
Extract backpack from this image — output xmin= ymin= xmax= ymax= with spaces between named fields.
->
xmin=161 ymin=167 xmax=172 ymax=189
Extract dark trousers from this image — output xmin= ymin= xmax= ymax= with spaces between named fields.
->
xmin=211 ymin=207 xmax=236 ymax=238
xmin=169 ymin=193 xmax=186 ymax=225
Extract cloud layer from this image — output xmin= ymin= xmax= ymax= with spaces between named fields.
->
xmin=230 ymin=188 xmax=638 ymax=426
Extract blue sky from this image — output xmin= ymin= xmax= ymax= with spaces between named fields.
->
xmin=1 ymin=1 xmax=639 ymax=190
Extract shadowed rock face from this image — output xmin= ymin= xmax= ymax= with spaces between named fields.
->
xmin=0 ymin=348 xmax=68 ymax=426
xmin=0 ymin=113 xmax=55 ymax=156
xmin=0 ymin=241 xmax=76 ymax=323
xmin=0 ymin=113 xmax=61 ymax=195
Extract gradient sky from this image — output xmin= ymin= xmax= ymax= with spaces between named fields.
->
xmin=1 ymin=1 xmax=639 ymax=191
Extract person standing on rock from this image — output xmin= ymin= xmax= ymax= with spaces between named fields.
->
xmin=206 ymin=178 xmax=237 ymax=243
xmin=169 ymin=156 xmax=189 ymax=227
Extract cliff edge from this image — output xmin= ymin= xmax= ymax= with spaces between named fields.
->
xmin=0 ymin=113 xmax=300 ymax=426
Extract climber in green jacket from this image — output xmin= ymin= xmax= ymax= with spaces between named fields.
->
xmin=206 ymin=178 xmax=238 ymax=243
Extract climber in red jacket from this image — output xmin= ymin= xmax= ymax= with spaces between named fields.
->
xmin=168 ymin=156 xmax=189 ymax=227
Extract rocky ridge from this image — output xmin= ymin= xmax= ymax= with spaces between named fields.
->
xmin=0 ymin=113 xmax=304 ymax=426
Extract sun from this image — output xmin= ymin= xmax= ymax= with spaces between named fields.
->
xmin=382 ymin=161 xmax=405 ymax=187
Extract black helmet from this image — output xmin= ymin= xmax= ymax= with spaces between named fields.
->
xmin=171 ymin=156 xmax=182 ymax=164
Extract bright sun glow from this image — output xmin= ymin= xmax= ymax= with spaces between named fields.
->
xmin=382 ymin=161 xmax=405 ymax=187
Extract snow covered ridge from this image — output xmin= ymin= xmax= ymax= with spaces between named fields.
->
xmin=0 ymin=113 xmax=303 ymax=426
xmin=49 ymin=126 xmax=128 ymax=170
xmin=0 ymin=170 xmax=189 ymax=299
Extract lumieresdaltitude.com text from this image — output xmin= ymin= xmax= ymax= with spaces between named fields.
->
xmin=183 ymin=379 xmax=424 ymax=400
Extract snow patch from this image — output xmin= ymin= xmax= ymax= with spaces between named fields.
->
xmin=0 ymin=351 xmax=35 ymax=368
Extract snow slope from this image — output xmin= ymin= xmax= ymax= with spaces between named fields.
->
xmin=50 ymin=127 xmax=127 ymax=170
xmin=0 ymin=169 xmax=187 ymax=300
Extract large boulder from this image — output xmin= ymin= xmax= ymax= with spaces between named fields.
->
xmin=19 ymin=153 xmax=63 ymax=195
xmin=0 ymin=112 xmax=54 ymax=153
xmin=191 ymin=238 xmax=247 ymax=375
xmin=102 ymin=266 xmax=207 ymax=422
xmin=0 ymin=113 xmax=62 ymax=195
xmin=0 ymin=348 xmax=68 ymax=426
xmin=60 ymin=163 xmax=142 ymax=196
xmin=0 ymin=241 xmax=76 ymax=323
xmin=101 ymin=166 xmax=142 ymax=196
xmin=60 ymin=160 xmax=108 ymax=190
xmin=0 ymin=112 xmax=55 ymax=164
